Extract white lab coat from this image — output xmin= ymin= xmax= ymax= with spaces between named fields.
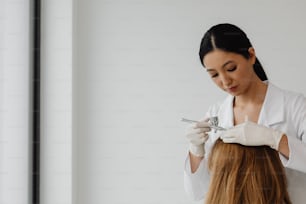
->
xmin=184 ymin=82 xmax=306 ymax=204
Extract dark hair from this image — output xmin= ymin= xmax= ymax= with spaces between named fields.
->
xmin=199 ymin=23 xmax=268 ymax=81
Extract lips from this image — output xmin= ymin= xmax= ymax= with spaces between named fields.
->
xmin=227 ymin=85 xmax=238 ymax=92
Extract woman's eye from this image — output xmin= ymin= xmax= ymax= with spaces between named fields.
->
xmin=211 ymin=73 xmax=218 ymax=78
xmin=227 ymin=66 xmax=237 ymax=72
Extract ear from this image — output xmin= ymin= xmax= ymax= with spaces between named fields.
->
xmin=248 ymin=47 xmax=256 ymax=65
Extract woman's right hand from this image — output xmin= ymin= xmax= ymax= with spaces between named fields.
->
xmin=185 ymin=118 xmax=211 ymax=157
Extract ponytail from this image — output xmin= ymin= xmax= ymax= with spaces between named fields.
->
xmin=254 ymin=58 xmax=268 ymax=81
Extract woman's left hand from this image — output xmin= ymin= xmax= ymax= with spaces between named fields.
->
xmin=220 ymin=121 xmax=284 ymax=150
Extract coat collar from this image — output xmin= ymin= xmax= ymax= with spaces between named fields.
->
xmin=217 ymin=82 xmax=285 ymax=128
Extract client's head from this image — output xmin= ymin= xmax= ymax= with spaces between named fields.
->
xmin=205 ymin=138 xmax=291 ymax=204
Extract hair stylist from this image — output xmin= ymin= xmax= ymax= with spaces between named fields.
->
xmin=184 ymin=23 xmax=306 ymax=203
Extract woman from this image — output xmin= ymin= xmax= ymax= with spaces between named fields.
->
xmin=184 ymin=23 xmax=306 ymax=203
xmin=205 ymin=138 xmax=291 ymax=204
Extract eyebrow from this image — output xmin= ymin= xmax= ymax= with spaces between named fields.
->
xmin=206 ymin=60 xmax=234 ymax=72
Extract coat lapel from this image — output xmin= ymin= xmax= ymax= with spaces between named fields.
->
xmin=258 ymin=83 xmax=285 ymax=126
xmin=218 ymin=95 xmax=234 ymax=129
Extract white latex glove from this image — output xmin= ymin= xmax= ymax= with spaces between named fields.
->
xmin=220 ymin=121 xmax=283 ymax=150
xmin=185 ymin=118 xmax=211 ymax=157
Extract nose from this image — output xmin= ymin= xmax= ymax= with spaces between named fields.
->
xmin=219 ymin=73 xmax=232 ymax=87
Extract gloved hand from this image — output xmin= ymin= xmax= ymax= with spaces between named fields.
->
xmin=185 ymin=118 xmax=211 ymax=157
xmin=220 ymin=121 xmax=284 ymax=150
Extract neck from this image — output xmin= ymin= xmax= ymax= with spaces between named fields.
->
xmin=234 ymin=80 xmax=268 ymax=108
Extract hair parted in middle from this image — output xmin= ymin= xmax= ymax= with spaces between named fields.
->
xmin=199 ymin=23 xmax=268 ymax=81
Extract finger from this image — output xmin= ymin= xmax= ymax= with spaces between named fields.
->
xmin=186 ymin=133 xmax=201 ymax=143
xmin=220 ymin=134 xmax=236 ymax=140
xmin=203 ymin=134 xmax=209 ymax=143
xmin=195 ymin=127 xmax=211 ymax=133
xmin=220 ymin=131 xmax=237 ymax=140
xmin=221 ymin=137 xmax=237 ymax=143
xmin=185 ymin=124 xmax=197 ymax=135
xmin=196 ymin=121 xmax=210 ymax=128
xmin=198 ymin=132 xmax=208 ymax=139
xmin=203 ymin=117 xmax=210 ymax=122
xmin=198 ymin=117 xmax=210 ymax=122
xmin=187 ymin=133 xmax=207 ymax=145
xmin=199 ymin=133 xmax=209 ymax=142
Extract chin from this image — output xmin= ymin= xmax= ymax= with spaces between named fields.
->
xmin=227 ymin=91 xmax=241 ymax=96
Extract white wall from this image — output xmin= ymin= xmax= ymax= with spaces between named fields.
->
xmin=0 ymin=0 xmax=30 ymax=203
xmin=40 ymin=0 xmax=73 ymax=204
xmin=71 ymin=1 xmax=306 ymax=204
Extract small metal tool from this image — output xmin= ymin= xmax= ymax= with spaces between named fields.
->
xmin=181 ymin=117 xmax=227 ymax=131
xmin=209 ymin=116 xmax=219 ymax=133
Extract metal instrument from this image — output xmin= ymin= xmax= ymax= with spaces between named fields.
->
xmin=181 ymin=117 xmax=227 ymax=131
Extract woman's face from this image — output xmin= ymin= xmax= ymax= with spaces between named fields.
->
xmin=203 ymin=49 xmax=257 ymax=96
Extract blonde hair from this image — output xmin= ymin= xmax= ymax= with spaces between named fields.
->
xmin=205 ymin=139 xmax=291 ymax=204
